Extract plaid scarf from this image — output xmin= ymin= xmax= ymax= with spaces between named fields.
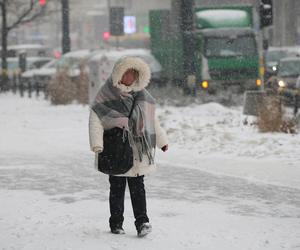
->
xmin=91 ymin=77 xmax=156 ymax=164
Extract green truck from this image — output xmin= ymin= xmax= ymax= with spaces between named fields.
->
xmin=150 ymin=4 xmax=263 ymax=94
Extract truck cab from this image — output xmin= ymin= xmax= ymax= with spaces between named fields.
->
xmin=149 ymin=4 xmax=263 ymax=94
xmin=190 ymin=6 xmax=262 ymax=93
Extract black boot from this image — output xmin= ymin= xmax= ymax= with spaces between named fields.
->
xmin=111 ymin=226 xmax=125 ymax=235
xmin=137 ymin=222 xmax=152 ymax=237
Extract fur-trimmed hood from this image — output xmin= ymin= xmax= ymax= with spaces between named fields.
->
xmin=111 ymin=56 xmax=151 ymax=92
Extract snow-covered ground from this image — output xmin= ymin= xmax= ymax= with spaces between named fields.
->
xmin=0 ymin=92 xmax=300 ymax=250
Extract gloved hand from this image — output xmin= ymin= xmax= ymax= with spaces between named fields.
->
xmin=93 ymin=146 xmax=103 ymax=154
xmin=161 ymin=145 xmax=168 ymax=152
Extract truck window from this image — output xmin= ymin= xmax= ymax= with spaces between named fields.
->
xmin=204 ymin=35 xmax=256 ymax=58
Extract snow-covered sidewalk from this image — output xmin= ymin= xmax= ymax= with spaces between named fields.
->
xmin=0 ymin=93 xmax=300 ymax=250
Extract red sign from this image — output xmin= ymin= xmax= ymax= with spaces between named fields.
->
xmin=39 ymin=0 xmax=46 ymax=6
xmin=102 ymin=31 xmax=110 ymax=41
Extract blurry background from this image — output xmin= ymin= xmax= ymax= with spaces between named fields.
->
xmin=1 ymin=0 xmax=300 ymax=112
xmin=4 ymin=0 xmax=300 ymax=50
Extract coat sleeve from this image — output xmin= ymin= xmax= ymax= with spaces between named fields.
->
xmin=89 ymin=109 xmax=104 ymax=152
xmin=154 ymin=115 xmax=168 ymax=149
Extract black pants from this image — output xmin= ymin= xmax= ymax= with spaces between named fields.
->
xmin=109 ymin=175 xmax=149 ymax=230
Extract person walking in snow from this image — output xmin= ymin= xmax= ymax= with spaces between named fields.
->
xmin=89 ymin=56 xmax=168 ymax=237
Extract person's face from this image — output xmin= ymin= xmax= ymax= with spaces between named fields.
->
xmin=120 ymin=69 xmax=138 ymax=86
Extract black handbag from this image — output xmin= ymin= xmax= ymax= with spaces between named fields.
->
xmin=97 ymin=127 xmax=133 ymax=175
xmin=97 ymin=99 xmax=135 ymax=175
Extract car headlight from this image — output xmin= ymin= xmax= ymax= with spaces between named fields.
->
xmin=256 ymin=79 xmax=262 ymax=87
xmin=201 ymin=80 xmax=209 ymax=89
xmin=278 ymin=80 xmax=286 ymax=88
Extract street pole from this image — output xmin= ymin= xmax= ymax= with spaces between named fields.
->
xmin=181 ymin=0 xmax=195 ymax=84
xmin=61 ymin=0 xmax=71 ymax=54
xmin=286 ymin=0 xmax=297 ymax=46
xmin=1 ymin=0 xmax=9 ymax=91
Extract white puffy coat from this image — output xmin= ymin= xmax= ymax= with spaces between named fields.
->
xmin=89 ymin=56 xmax=168 ymax=177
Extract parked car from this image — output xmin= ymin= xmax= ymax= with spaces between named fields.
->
xmin=23 ymin=50 xmax=94 ymax=89
xmin=0 ymin=44 xmax=52 ymax=58
xmin=20 ymin=59 xmax=57 ymax=88
xmin=0 ymin=57 xmax=52 ymax=82
xmin=264 ymin=47 xmax=295 ymax=79
xmin=264 ymin=46 xmax=300 ymax=77
xmin=266 ymin=56 xmax=300 ymax=109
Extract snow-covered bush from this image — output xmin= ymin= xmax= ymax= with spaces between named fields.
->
xmin=47 ymin=65 xmax=89 ymax=105
xmin=47 ymin=69 xmax=77 ymax=105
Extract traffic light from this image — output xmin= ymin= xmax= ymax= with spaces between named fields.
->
xmin=260 ymin=0 xmax=273 ymax=28
xmin=102 ymin=31 xmax=110 ymax=41
xmin=109 ymin=7 xmax=124 ymax=36
xmin=39 ymin=0 xmax=46 ymax=6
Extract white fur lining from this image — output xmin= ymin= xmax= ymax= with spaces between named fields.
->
xmin=111 ymin=56 xmax=151 ymax=92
